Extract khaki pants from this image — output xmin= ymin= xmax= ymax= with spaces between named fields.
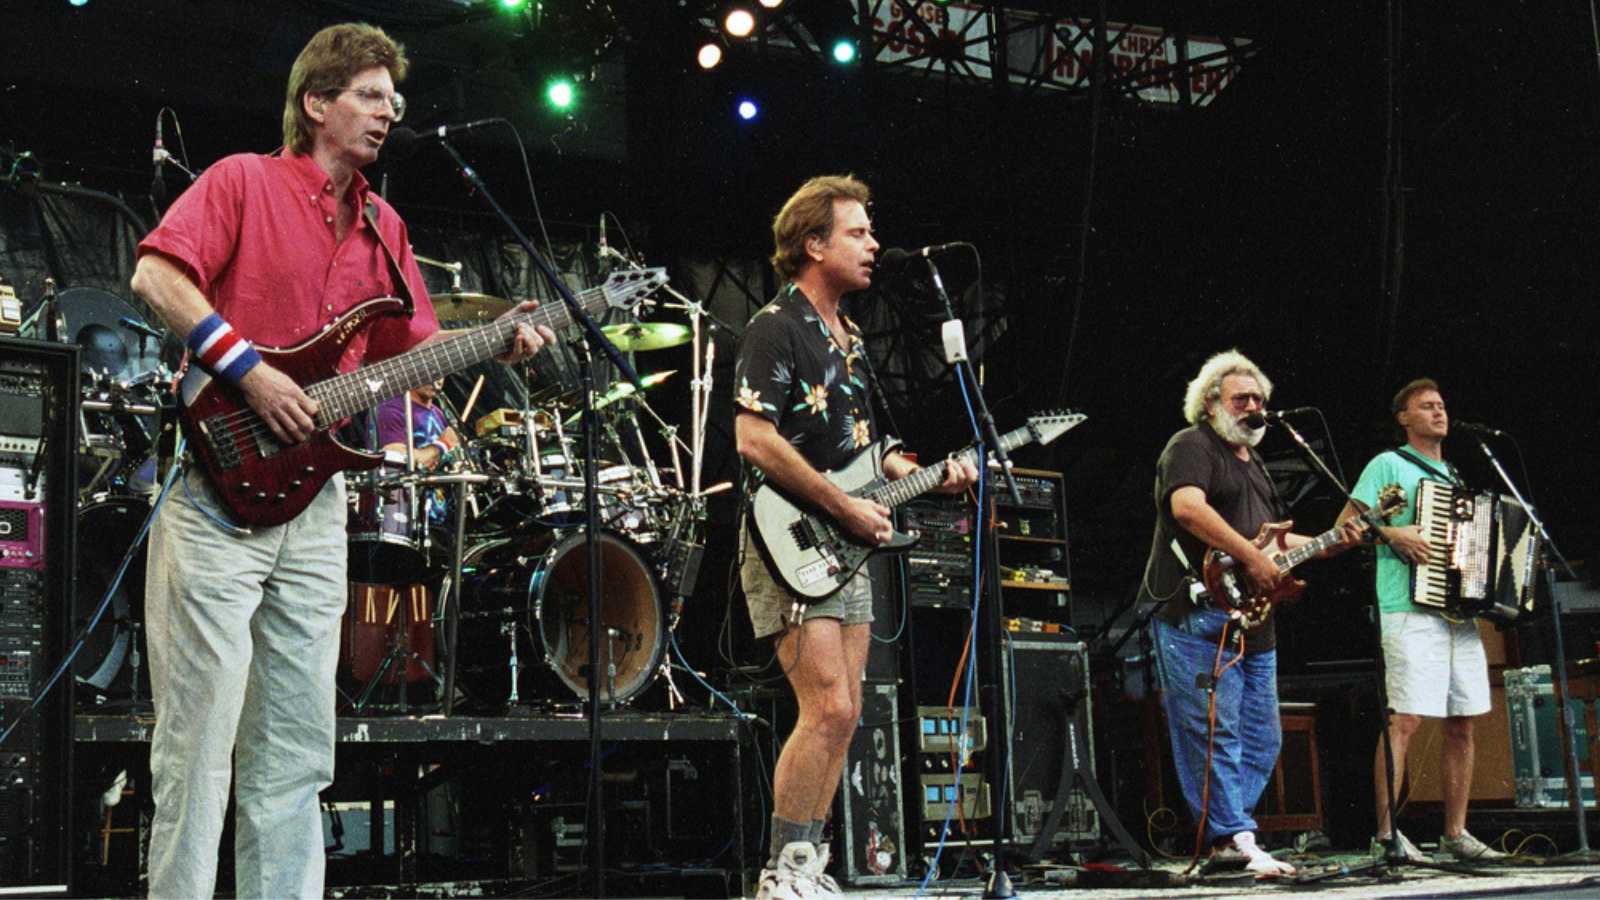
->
xmin=145 ymin=468 xmax=347 ymax=899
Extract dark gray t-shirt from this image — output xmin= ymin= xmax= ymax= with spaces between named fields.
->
xmin=1140 ymin=422 xmax=1284 ymax=652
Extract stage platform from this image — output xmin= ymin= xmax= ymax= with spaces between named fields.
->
xmin=75 ymin=710 xmax=745 ymax=744
xmin=72 ymin=710 xmax=752 ymax=895
xmin=315 ymin=856 xmax=1600 ymax=899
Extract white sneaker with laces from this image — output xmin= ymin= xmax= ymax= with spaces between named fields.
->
xmin=1233 ymin=831 xmax=1296 ymax=878
xmin=757 ymin=842 xmax=822 ymax=900
xmin=1441 ymin=830 xmax=1508 ymax=862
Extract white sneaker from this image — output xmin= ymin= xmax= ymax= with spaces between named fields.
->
xmin=801 ymin=843 xmax=843 ymax=896
xmin=1441 ymin=830 xmax=1508 ymax=862
xmin=1232 ymin=831 xmax=1296 ymax=878
xmin=757 ymin=842 xmax=822 ymax=900
xmin=1371 ymin=830 xmax=1428 ymax=863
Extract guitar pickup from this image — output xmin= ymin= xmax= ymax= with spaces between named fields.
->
xmin=201 ymin=415 xmax=242 ymax=469
xmin=251 ymin=428 xmax=283 ymax=460
xmin=789 ymin=518 xmax=819 ymax=551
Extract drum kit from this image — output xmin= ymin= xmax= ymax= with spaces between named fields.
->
xmin=37 ymin=256 xmax=723 ymax=717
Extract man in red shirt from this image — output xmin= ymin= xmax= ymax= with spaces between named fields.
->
xmin=129 ymin=24 xmax=552 ymax=898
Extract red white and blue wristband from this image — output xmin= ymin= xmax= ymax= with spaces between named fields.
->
xmin=187 ymin=313 xmax=262 ymax=386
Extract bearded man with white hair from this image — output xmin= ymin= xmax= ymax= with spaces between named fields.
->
xmin=1137 ymin=349 xmax=1360 ymax=877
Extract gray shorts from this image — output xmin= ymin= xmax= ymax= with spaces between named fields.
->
xmin=740 ymin=523 xmax=873 ymax=640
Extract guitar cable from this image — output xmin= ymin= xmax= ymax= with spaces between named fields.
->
xmin=1184 ymin=621 xmax=1247 ymax=875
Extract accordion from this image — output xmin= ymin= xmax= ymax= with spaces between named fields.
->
xmin=1411 ymin=479 xmax=1540 ymax=624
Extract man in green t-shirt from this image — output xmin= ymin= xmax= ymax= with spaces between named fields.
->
xmin=1338 ymin=378 xmax=1506 ymax=863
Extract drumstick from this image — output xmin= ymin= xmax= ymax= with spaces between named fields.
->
xmin=458 ymin=375 xmax=487 ymax=432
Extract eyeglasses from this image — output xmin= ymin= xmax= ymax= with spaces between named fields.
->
xmin=1225 ymin=392 xmax=1265 ymax=410
xmin=328 ymin=86 xmax=406 ymax=121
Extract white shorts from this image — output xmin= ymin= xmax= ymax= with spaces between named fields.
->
xmin=1380 ymin=611 xmax=1491 ymax=718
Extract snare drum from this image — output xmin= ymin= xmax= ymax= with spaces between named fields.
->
xmin=347 ymin=482 xmax=429 ymax=584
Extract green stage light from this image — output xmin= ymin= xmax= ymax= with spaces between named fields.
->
xmin=831 ymin=39 xmax=856 ymax=64
xmin=501 ymin=0 xmax=525 ymax=8
xmin=546 ymin=78 xmax=575 ymax=110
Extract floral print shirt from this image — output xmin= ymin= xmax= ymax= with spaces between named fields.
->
xmin=733 ymin=282 xmax=877 ymax=491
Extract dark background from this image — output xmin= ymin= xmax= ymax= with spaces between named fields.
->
xmin=5 ymin=1 xmax=1597 ymax=672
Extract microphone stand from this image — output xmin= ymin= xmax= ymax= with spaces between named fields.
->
xmin=434 ymin=138 xmax=640 ymax=898
xmin=1270 ymin=415 xmax=1482 ymax=883
xmin=921 ymin=257 xmax=1019 ymax=508
xmin=919 ymin=255 xmax=1017 ymax=898
xmin=1471 ymin=433 xmax=1597 ymax=862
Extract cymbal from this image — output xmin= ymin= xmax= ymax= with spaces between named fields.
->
xmin=601 ymin=322 xmax=690 ymax=352
xmin=434 ymin=292 xmax=513 ymax=323
xmin=564 ymin=370 xmax=676 ymax=426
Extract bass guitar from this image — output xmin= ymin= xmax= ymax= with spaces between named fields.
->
xmin=750 ymin=412 xmax=1086 ymax=600
xmin=179 ymin=268 xmax=666 ymax=527
xmin=1202 ymin=483 xmax=1406 ymax=626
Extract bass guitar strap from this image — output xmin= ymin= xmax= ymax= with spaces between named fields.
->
xmin=363 ymin=198 xmax=417 ymax=317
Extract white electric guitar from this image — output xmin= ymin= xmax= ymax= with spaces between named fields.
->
xmin=750 ymin=412 xmax=1086 ymax=600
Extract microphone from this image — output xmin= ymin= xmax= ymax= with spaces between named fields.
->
xmin=1262 ymin=406 xmax=1318 ymax=422
xmin=151 ymin=112 xmax=167 ymax=206
xmin=118 ymin=316 xmax=164 ymax=340
xmin=875 ymin=242 xmax=968 ymax=271
xmin=1242 ymin=412 xmax=1266 ymax=430
xmin=1455 ymin=420 xmax=1509 ymax=438
xmin=382 ymin=119 xmax=499 ymax=162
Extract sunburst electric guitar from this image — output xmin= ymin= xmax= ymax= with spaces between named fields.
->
xmin=1202 ymin=484 xmax=1407 ymax=627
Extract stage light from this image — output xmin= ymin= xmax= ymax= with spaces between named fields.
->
xmin=758 ymin=0 xmax=784 ymax=7
xmin=697 ymin=42 xmax=724 ymax=70
xmin=830 ymin=39 xmax=856 ymax=64
xmin=724 ymin=7 xmax=756 ymax=39
xmin=500 ymin=0 xmax=525 ymax=7
xmin=737 ymin=99 xmax=759 ymax=120
xmin=546 ymin=78 xmax=575 ymax=110
xmin=68 ymin=0 xmax=88 ymax=5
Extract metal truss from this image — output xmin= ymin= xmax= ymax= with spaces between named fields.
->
xmin=857 ymin=0 xmax=1259 ymax=108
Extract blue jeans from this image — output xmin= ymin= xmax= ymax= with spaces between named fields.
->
xmin=1153 ymin=609 xmax=1281 ymax=844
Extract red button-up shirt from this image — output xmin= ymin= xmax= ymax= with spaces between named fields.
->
xmin=138 ymin=151 xmax=438 ymax=371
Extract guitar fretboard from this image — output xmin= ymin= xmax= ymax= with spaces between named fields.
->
xmin=863 ymin=423 xmax=1036 ymax=509
xmin=304 ymin=288 xmax=600 ymax=427
xmin=1273 ymin=526 xmax=1347 ymax=572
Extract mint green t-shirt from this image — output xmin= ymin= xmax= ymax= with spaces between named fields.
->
xmin=1350 ymin=447 xmax=1461 ymax=614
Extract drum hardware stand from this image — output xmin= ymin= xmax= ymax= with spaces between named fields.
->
xmin=126 ymin=620 xmax=144 ymax=707
xmin=605 ymin=627 xmax=621 ymax=703
xmin=429 ymin=472 xmax=491 ymax=717
xmin=632 ymin=399 xmax=696 ymax=489
xmin=436 ymin=136 xmax=642 ymax=898
xmin=1472 ymin=430 xmax=1598 ymax=863
xmin=349 ymin=589 xmax=443 ymax=715
xmin=506 ymin=617 xmax=523 ymax=706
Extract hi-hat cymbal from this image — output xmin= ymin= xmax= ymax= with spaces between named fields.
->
xmin=601 ymin=322 xmax=690 ymax=351
xmin=434 ymin=292 xmax=513 ymax=323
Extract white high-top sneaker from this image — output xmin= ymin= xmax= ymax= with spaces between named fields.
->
xmin=756 ymin=842 xmax=824 ymax=900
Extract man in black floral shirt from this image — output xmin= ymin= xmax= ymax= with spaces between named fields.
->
xmin=734 ymin=175 xmax=976 ymax=899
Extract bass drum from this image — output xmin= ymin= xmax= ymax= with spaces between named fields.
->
xmin=73 ymin=496 xmax=150 ymax=701
xmin=457 ymin=528 xmax=664 ymax=707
